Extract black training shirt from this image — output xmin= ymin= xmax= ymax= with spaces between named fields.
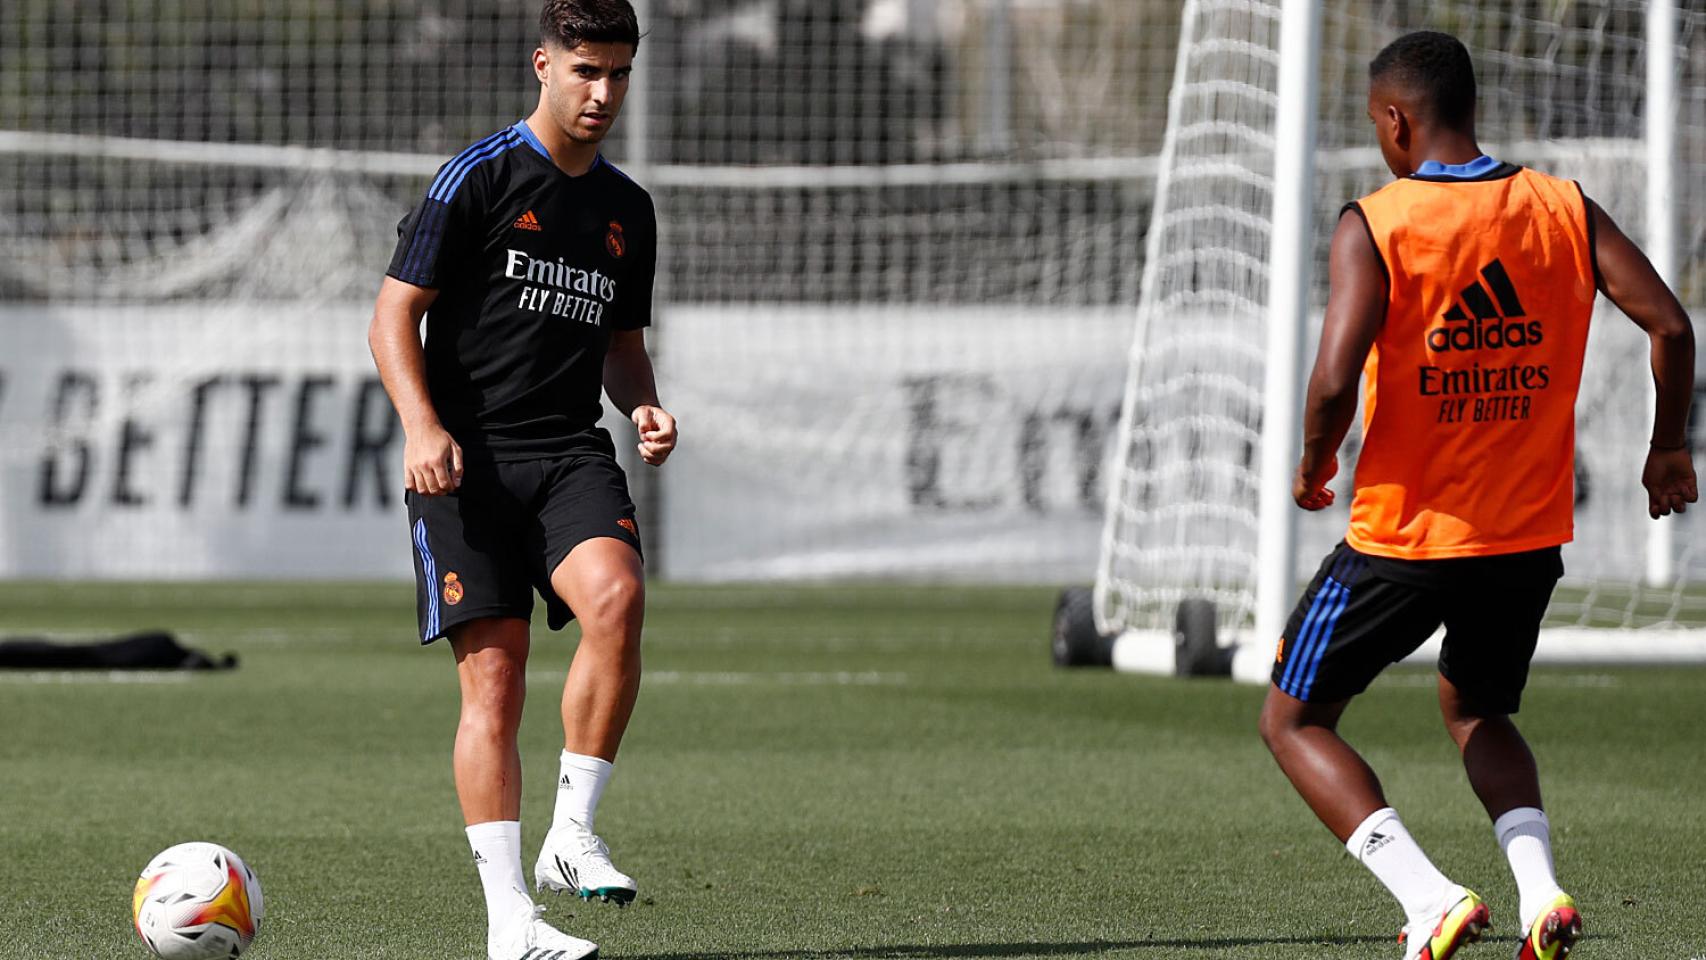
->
xmin=387 ymin=119 xmax=656 ymax=462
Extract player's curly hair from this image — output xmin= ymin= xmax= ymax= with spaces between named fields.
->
xmin=539 ymin=0 xmax=640 ymax=52
xmin=1370 ymin=31 xmax=1476 ymax=130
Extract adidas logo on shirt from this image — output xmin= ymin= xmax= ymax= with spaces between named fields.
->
xmin=1427 ymin=258 xmax=1543 ymax=352
xmin=513 ymin=209 xmax=543 ymax=232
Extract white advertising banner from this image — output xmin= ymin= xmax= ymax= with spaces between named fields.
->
xmin=654 ymin=306 xmax=1129 ymax=582
xmin=0 ymin=304 xmax=414 ymax=578
xmin=0 ymin=303 xmax=1130 ymax=582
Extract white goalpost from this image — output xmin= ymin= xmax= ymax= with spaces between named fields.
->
xmin=1645 ymin=0 xmax=1679 ymax=589
xmin=1245 ymin=0 xmax=1321 ymax=682
xmin=1095 ymin=0 xmax=1706 ymax=679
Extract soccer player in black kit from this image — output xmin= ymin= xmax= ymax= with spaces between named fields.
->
xmin=367 ymin=3 xmax=671 ymax=957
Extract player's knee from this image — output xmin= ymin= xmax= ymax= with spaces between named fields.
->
xmin=1257 ymin=698 xmax=1291 ymax=752
xmin=1440 ymin=715 xmax=1476 ymax=751
xmin=576 ymin=572 xmax=645 ymax=640
xmin=458 ymin=649 xmax=527 ymax=720
xmin=1440 ymin=703 xmax=1506 ymax=749
xmin=1258 ymin=687 xmax=1328 ymax=752
xmin=1438 ymin=679 xmax=1502 ymax=728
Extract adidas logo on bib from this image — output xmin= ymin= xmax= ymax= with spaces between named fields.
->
xmin=1428 ymin=258 xmax=1542 ymax=352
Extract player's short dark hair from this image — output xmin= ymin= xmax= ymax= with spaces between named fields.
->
xmin=1369 ymin=31 xmax=1476 ymax=130
xmin=539 ymin=0 xmax=640 ymax=52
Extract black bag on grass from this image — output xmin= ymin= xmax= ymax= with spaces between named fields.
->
xmin=0 ymin=631 xmax=237 ymax=670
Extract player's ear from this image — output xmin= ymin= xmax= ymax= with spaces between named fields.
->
xmin=1384 ymin=104 xmax=1408 ymax=149
xmin=533 ymin=46 xmax=551 ymax=85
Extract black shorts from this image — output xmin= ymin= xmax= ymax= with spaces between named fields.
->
xmin=405 ymin=454 xmax=643 ymax=644
xmin=1271 ymin=541 xmax=1563 ymax=712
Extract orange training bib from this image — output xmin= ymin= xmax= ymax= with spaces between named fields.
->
xmin=1345 ymin=166 xmax=1597 ymax=559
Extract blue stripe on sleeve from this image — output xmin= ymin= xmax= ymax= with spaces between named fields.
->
xmin=430 ymin=131 xmax=520 ymax=202
xmin=396 ymin=200 xmax=448 ymax=285
xmin=426 ymin=128 xmax=511 ymax=200
xmin=411 ymin=201 xmax=448 ymax=281
xmin=398 ymin=128 xmax=526 ymax=285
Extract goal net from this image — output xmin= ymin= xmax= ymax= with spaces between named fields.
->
xmin=1096 ymin=0 xmax=1706 ymax=674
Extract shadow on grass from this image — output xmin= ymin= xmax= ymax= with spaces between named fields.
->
xmin=624 ymin=935 xmax=1393 ymax=959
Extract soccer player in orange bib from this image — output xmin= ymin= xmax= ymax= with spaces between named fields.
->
xmin=1257 ymin=32 xmax=1696 ymax=960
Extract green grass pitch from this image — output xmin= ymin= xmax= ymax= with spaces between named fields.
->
xmin=0 ymin=582 xmax=1700 ymax=959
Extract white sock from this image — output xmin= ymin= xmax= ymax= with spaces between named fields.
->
xmin=1346 ymin=807 xmax=1457 ymax=925
xmin=1494 ymin=806 xmax=1564 ymax=928
xmin=552 ymin=751 xmax=612 ymax=833
xmin=466 ymin=821 xmax=533 ymax=950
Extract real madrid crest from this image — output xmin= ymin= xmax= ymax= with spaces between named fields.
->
xmin=443 ymin=571 xmax=464 ymax=605
xmin=605 ymin=220 xmax=625 ymax=259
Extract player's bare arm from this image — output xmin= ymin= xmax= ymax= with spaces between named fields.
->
xmin=1294 ymin=209 xmax=1387 ymax=510
xmin=1588 ymin=199 xmax=1698 ymax=518
xmin=367 ymin=276 xmax=464 ymax=495
xmin=603 ymin=328 xmax=676 ymax=466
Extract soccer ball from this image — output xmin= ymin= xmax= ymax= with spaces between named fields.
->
xmin=132 ymin=842 xmax=264 ymax=959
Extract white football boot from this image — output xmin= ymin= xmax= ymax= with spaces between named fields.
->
xmin=488 ymin=903 xmax=598 ymax=960
xmin=533 ymin=820 xmax=637 ymax=906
